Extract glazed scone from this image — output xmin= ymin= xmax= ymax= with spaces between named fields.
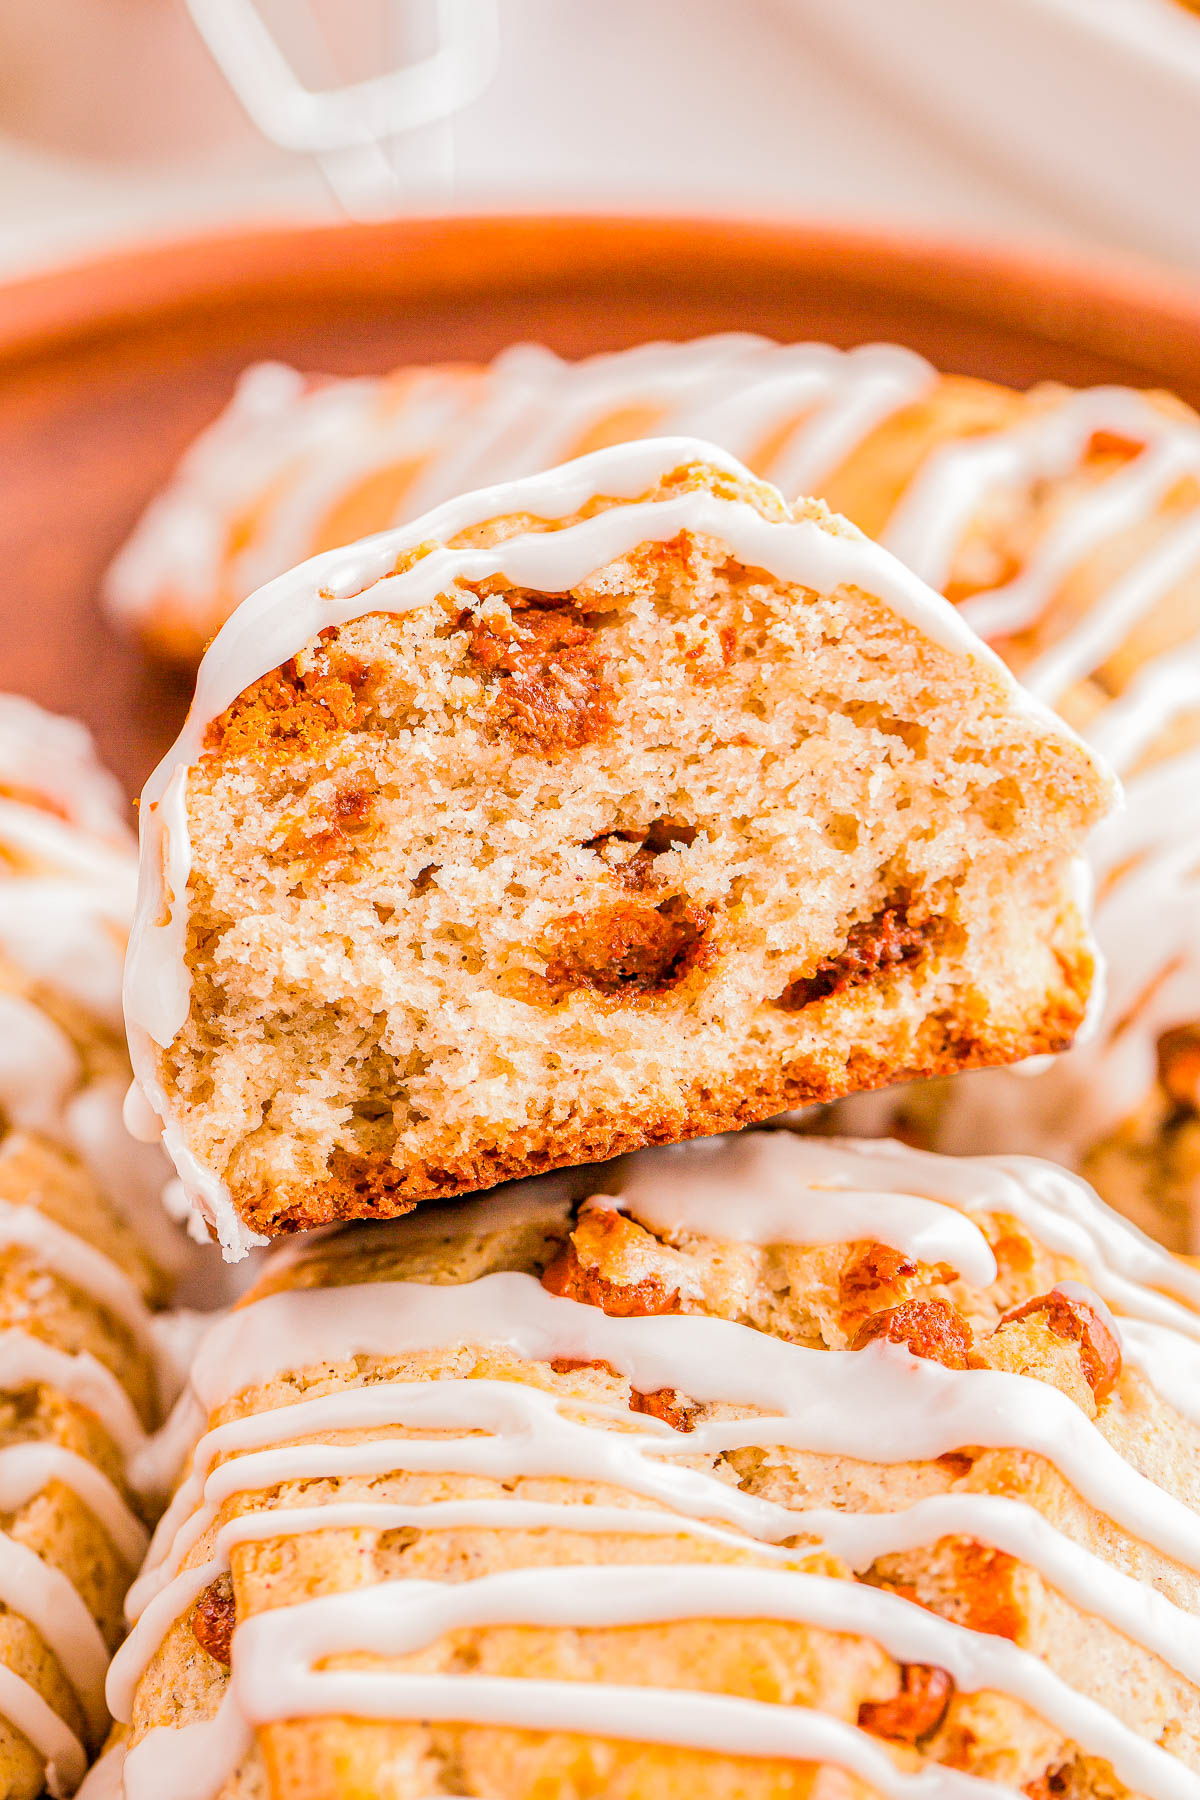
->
xmin=123 ymin=439 xmax=1113 ymax=1255
xmin=105 ymin=1129 xmax=1200 ymax=1800
xmin=834 ymin=378 xmax=1200 ymax=1251
xmin=0 ymin=698 xmax=181 ymax=1796
xmin=101 ymin=337 xmax=1194 ymax=683
xmin=102 ymin=340 xmax=994 ymax=665
xmin=0 ymin=696 xmax=187 ymax=1279
xmin=105 ymin=336 xmax=1200 ymax=1251
xmin=841 ymin=700 xmax=1200 ymax=1253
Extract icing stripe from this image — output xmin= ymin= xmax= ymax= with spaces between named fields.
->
xmin=115 ymin=1134 xmax=1200 ymax=1798
xmin=0 ymin=1204 xmax=155 ymax=1353
xmin=229 ymin=1565 xmax=1194 ymax=1800
xmin=116 ymin=1682 xmax=1012 ymax=1800
xmin=0 ymin=1662 xmax=86 ymax=1794
xmin=111 ymin=1483 xmax=1200 ymax=1715
xmin=0 ymin=1533 xmax=109 ymax=1736
xmin=0 ymin=1331 xmax=148 ymax=1466
xmin=0 ymin=1442 xmax=147 ymax=1568
xmin=123 ymin=437 xmax=1097 ymax=1257
xmin=605 ymin=1132 xmax=999 ymax=1285
xmin=174 ymin=1273 xmax=1200 ymax=1574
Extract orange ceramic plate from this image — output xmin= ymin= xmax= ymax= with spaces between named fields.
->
xmin=3 ymin=213 xmax=1200 ymax=790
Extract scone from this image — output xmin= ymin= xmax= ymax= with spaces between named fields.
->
xmin=102 ymin=339 xmax=972 ymax=664
xmin=838 ymin=388 xmax=1200 ymax=1249
xmin=104 ymin=1129 xmax=1200 ymax=1799
xmin=0 ymin=698 xmax=180 ymax=1796
xmin=104 ymin=336 xmax=1200 ymax=1250
xmin=123 ymin=440 xmax=1113 ymax=1256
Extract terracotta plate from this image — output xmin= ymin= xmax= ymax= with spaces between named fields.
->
xmin=4 ymin=213 xmax=1200 ymax=792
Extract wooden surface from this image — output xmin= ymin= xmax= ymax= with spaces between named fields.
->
xmin=3 ymin=213 xmax=1200 ymax=793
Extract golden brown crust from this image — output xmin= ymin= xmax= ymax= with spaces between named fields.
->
xmin=233 ymin=987 xmax=1086 ymax=1237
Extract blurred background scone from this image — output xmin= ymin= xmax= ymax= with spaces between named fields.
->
xmin=0 ymin=697 xmax=182 ymax=1797
xmin=124 ymin=444 xmax=1112 ymax=1255
xmin=106 ymin=1129 xmax=1200 ymax=1800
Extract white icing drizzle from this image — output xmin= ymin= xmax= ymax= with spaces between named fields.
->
xmin=882 ymin=386 xmax=1189 ymax=589
xmin=113 ymin=1430 xmax=1200 ymax=1708
xmin=0 ymin=698 xmax=183 ymax=1270
xmin=116 ymin=1683 xmax=1011 ymax=1800
xmin=0 ymin=1443 xmax=147 ymax=1568
xmin=74 ymin=1740 xmax=127 ymax=1800
xmin=0 ymin=696 xmax=131 ymax=847
xmin=63 ymin=1079 xmax=196 ymax=1284
xmin=0 ymin=1533 xmax=110 ymax=1735
xmin=150 ymin=1282 xmax=1200 ymax=1572
xmin=110 ymin=335 xmax=1200 ymax=1194
xmin=931 ymin=738 xmax=1200 ymax=1187
xmin=123 ymin=434 xmax=1091 ymax=1256
xmin=604 ymin=1131 xmax=999 ymax=1285
xmin=876 ymin=390 xmax=1200 ymax=1178
xmin=224 ymin=1566 xmax=1192 ymax=1800
xmin=109 ymin=1137 xmax=1200 ymax=1800
xmin=0 ymin=698 xmax=191 ymax=1793
xmin=1020 ymin=508 xmax=1200 ymax=709
xmin=0 ymin=1199 xmax=156 ymax=1352
xmin=0 ymin=1661 xmax=86 ymax=1795
xmin=623 ymin=1134 xmax=1200 ymax=1387
xmin=120 ymin=1695 xmax=253 ymax=1800
xmin=0 ymin=994 xmax=81 ymax=1139
xmin=0 ymin=1332 xmax=148 ymax=1465
xmin=104 ymin=337 xmax=936 ymax=636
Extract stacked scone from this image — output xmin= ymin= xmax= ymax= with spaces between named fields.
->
xmin=18 ymin=343 xmax=1198 ymax=1796
xmin=103 ymin=1131 xmax=1200 ymax=1799
xmin=0 ymin=698 xmax=184 ymax=1797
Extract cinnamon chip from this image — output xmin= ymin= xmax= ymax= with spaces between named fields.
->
xmin=1023 ymin=1767 xmax=1071 ymax=1800
xmin=853 ymin=1297 xmax=974 ymax=1369
xmin=1157 ymin=1024 xmax=1200 ymax=1113
xmin=460 ymin=598 xmax=613 ymax=753
xmin=190 ymin=1574 xmax=236 ymax=1667
xmin=776 ymin=902 xmax=933 ymax=1010
xmin=543 ymin=893 xmax=714 ymax=1000
xmin=541 ymin=1207 xmax=689 ymax=1318
xmin=840 ymin=1242 xmax=919 ymax=1303
xmin=629 ymin=1386 xmax=696 ymax=1432
xmin=541 ymin=1241 xmax=682 ymax=1318
xmin=995 ymin=1283 xmax=1122 ymax=1404
xmin=858 ymin=1663 xmax=954 ymax=1744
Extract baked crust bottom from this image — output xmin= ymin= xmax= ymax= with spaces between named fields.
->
xmin=237 ymin=965 xmax=1086 ymax=1236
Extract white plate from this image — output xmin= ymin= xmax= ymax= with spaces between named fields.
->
xmin=781 ymin=0 xmax=1200 ymax=266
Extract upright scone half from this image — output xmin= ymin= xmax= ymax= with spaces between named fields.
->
xmin=102 ymin=1130 xmax=1200 ymax=1800
xmin=123 ymin=439 xmax=1114 ymax=1256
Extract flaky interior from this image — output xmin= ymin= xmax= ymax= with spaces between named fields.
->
xmin=168 ymin=486 xmax=1106 ymax=1233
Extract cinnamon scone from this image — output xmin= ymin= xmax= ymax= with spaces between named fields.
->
xmin=105 ymin=1129 xmax=1200 ymax=1799
xmin=105 ymin=336 xmax=1200 ymax=1251
xmin=828 ymin=374 xmax=1200 ymax=1251
xmin=101 ymin=340 xmax=977 ymax=665
xmin=0 ymin=697 xmax=181 ymax=1796
xmin=123 ymin=440 xmax=1113 ymax=1256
